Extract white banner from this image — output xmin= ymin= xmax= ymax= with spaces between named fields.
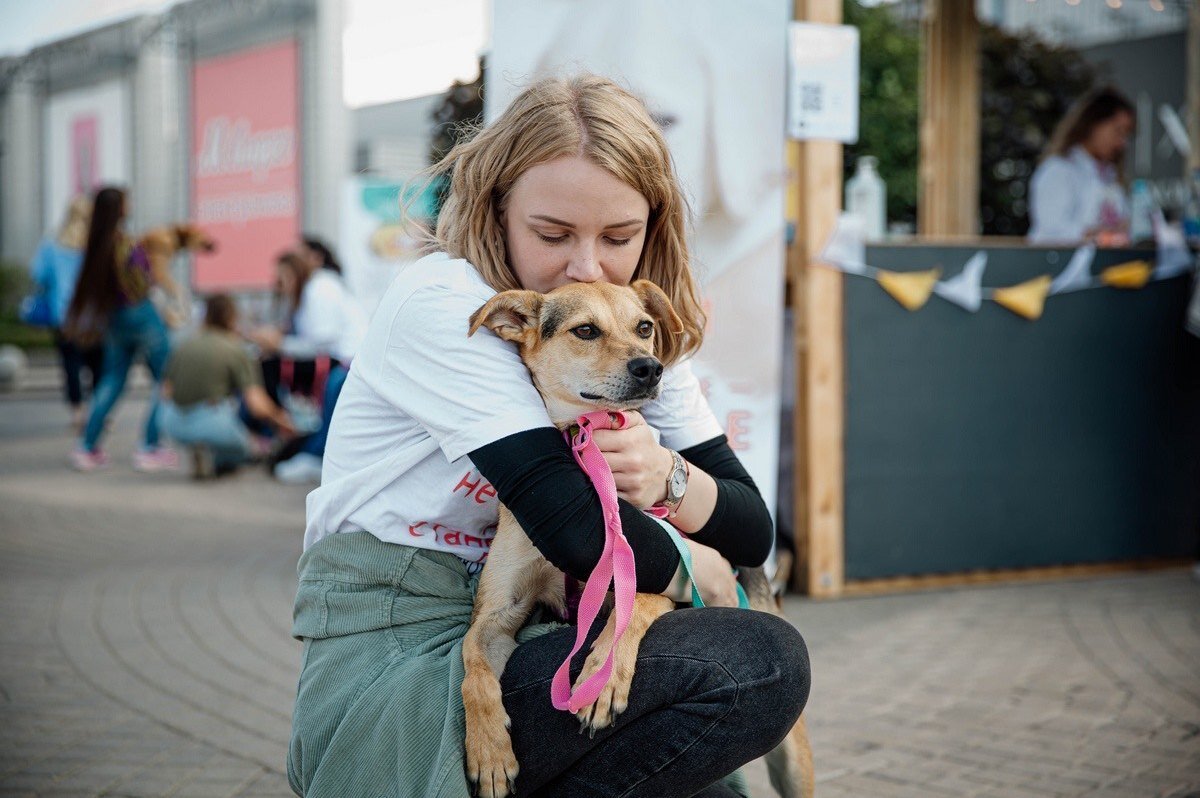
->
xmin=43 ymin=79 xmax=130 ymax=233
xmin=339 ymin=176 xmax=435 ymax=318
xmin=489 ymin=0 xmax=789 ymax=519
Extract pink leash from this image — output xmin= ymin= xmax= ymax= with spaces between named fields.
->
xmin=550 ymin=410 xmax=649 ymax=713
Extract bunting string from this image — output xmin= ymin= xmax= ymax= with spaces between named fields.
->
xmin=817 ymin=213 xmax=1198 ymax=321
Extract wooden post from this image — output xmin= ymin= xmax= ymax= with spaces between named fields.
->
xmin=919 ymin=0 xmax=980 ymax=237
xmin=790 ymin=0 xmax=845 ymax=597
xmin=1188 ymin=1 xmax=1199 ymax=172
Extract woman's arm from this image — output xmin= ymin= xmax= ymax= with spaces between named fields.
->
xmin=469 ymin=428 xmax=682 ymax=593
xmin=675 ymin=435 xmax=774 ymax=567
xmin=244 ymin=383 xmax=297 ymax=436
xmin=470 ymin=426 xmax=773 ymax=604
xmin=592 ymin=413 xmax=773 ymax=568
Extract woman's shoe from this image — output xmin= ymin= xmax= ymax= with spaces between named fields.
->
xmin=70 ymin=446 xmax=110 ymax=472
xmin=273 ymin=452 xmax=323 ymax=484
xmin=132 ymin=447 xmax=180 ymax=473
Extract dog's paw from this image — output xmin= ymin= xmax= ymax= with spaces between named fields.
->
xmin=572 ymin=648 xmax=633 ymax=734
xmin=464 ymin=724 xmax=519 ymax=798
xmin=574 ymin=680 xmax=629 ymax=735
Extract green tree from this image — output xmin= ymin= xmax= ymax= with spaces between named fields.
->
xmin=843 ymin=0 xmax=921 ymax=227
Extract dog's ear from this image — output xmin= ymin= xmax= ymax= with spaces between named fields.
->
xmin=173 ymin=224 xmax=217 ymax=253
xmin=468 ymin=290 xmax=544 ymax=344
xmin=631 ymin=279 xmax=684 ymax=355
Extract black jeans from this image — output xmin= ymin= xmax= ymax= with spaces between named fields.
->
xmin=54 ymin=328 xmax=103 ymax=407
xmin=500 ymin=607 xmax=810 ymax=798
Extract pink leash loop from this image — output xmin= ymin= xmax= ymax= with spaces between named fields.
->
xmin=550 ymin=411 xmax=638 ymax=713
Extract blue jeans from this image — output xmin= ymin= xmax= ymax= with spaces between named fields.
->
xmin=502 ymin=608 xmax=809 ymax=797
xmin=82 ymin=300 xmax=170 ymax=452
xmin=53 ymin=328 xmax=103 ymax=408
xmin=160 ymin=400 xmax=251 ymax=468
xmin=298 ymin=364 xmax=349 ymax=457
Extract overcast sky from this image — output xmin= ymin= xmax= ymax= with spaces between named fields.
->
xmin=0 ymin=0 xmax=488 ymax=107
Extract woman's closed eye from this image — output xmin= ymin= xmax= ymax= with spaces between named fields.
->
xmin=535 ymin=232 xmax=633 ymax=247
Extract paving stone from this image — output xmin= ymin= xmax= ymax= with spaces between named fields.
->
xmin=3 ymin=393 xmax=1200 ymax=798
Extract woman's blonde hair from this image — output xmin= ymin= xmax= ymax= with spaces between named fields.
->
xmin=58 ymin=195 xmax=92 ymax=251
xmin=430 ymin=74 xmax=704 ymax=365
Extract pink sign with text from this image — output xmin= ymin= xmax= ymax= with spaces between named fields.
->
xmin=191 ymin=39 xmax=299 ymax=290
xmin=71 ymin=115 xmax=98 ymax=195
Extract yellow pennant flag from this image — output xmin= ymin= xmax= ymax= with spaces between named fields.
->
xmin=992 ymin=274 xmax=1052 ymax=320
xmin=1099 ymin=260 xmax=1153 ymax=289
xmin=877 ymin=268 xmax=942 ymax=311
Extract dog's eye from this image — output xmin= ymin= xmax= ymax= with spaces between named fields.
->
xmin=636 ymin=321 xmax=654 ymax=338
xmin=572 ymin=325 xmax=600 ymax=340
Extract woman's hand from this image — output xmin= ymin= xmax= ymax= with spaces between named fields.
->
xmin=247 ymin=326 xmax=283 ymax=354
xmin=591 ymin=410 xmax=672 ymax=509
xmin=673 ymin=539 xmax=739 ymax=608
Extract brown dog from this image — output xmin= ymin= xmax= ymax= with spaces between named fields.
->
xmin=463 ymin=280 xmax=813 ymax=798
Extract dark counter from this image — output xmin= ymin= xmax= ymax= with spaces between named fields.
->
xmin=844 ymin=244 xmax=1200 ymax=579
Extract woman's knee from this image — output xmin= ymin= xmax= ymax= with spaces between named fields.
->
xmin=643 ymin=608 xmax=809 ymax=704
xmin=638 ymin=608 xmax=810 ymax=752
xmin=709 ymin=609 xmax=809 ymax=748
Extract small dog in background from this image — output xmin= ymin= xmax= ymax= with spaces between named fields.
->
xmin=462 ymin=279 xmax=813 ymax=798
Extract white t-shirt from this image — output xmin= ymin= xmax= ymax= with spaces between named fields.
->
xmin=282 ymin=269 xmax=368 ymax=363
xmin=305 ymin=251 xmax=723 ymax=573
xmin=1028 ymin=146 xmax=1129 ymax=244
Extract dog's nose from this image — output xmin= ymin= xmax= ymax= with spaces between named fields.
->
xmin=627 ymin=357 xmax=664 ymax=388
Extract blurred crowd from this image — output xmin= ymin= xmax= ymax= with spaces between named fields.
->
xmin=26 ymin=184 xmax=366 ymax=484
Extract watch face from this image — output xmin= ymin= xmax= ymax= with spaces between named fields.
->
xmin=670 ymin=470 xmax=687 ymax=498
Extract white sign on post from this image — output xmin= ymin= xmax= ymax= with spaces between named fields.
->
xmin=787 ymin=22 xmax=859 ymax=143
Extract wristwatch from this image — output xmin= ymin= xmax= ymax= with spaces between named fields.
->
xmin=659 ymin=449 xmax=689 ymax=517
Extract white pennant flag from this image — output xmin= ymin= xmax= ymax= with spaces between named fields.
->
xmin=932 ymin=251 xmax=988 ymax=311
xmin=1152 ymin=215 xmax=1195 ymax=281
xmin=1049 ymin=244 xmax=1097 ymax=295
xmin=818 ymin=213 xmax=869 ymax=275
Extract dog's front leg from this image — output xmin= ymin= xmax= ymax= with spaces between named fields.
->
xmin=574 ymin=592 xmax=675 ymax=734
xmin=463 ymin=513 xmax=562 ymax=798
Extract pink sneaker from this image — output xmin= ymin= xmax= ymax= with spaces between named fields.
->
xmin=70 ymin=447 xmax=110 ymax=472
xmin=132 ymin=447 xmax=180 ymax=473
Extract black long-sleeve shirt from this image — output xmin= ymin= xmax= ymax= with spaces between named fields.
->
xmin=470 ymin=428 xmax=772 ymax=593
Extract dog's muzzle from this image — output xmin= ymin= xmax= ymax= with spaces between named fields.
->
xmin=627 ymin=357 xmax=663 ymax=390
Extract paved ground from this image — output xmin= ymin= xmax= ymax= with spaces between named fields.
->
xmin=1 ymin=387 xmax=1199 ymax=798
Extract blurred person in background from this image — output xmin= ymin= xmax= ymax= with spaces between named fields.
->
xmin=63 ymin=185 xmax=215 ymax=472
xmin=29 ymin=195 xmax=101 ymax=430
xmin=301 ymin=235 xmax=343 ymax=276
xmin=1028 ymin=86 xmax=1135 ymax=245
xmin=160 ymin=294 xmax=295 ymax=479
xmin=248 ymin=249 xmax=365 ymax=483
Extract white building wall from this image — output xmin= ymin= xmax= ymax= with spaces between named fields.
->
xmin=305 ymin=0 xmax=351 ymax=243
xmin=2 ymin=73 xmax=42 ymax=263
xmin=133 ymin=25 xmax=183 ymax=231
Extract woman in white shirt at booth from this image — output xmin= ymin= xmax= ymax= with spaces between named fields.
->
xmin=1028 ymin=86 xmax=1135 ymax=246
xmin=250 ymin=249 xmax=367 ymax=482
